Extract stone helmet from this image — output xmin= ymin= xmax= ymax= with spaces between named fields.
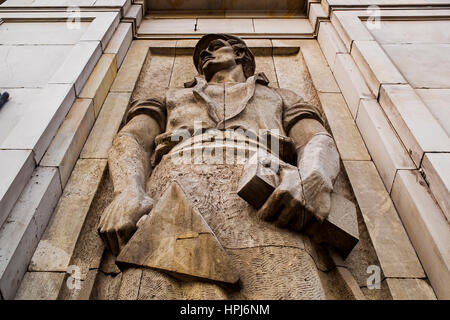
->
xmin=193 ymin=33 xmax=256 ymax=79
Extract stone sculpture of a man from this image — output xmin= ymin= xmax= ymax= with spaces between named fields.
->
xmin=97 ymin=34 xmax=341 ymax=299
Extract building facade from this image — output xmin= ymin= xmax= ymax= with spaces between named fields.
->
xmin=0 ymin=0 xmax=449 ymax=300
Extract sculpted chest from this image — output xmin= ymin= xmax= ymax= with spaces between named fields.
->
xmin=165 ymin=82 xmax=284 ymax=133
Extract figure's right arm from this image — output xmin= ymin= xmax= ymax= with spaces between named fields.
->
xmin=98 ymin=113 xmax=163 ymax=255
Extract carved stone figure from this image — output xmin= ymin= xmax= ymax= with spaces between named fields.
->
xmin=97 ymin=34 xmax=356 ymax=299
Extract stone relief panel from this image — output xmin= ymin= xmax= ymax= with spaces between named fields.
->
xmin=81 ymin=38 xmax=390 ymax=300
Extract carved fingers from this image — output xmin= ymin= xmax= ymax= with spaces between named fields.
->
xmin=257 ymin=167 xmax=306 ymax=229
xmin=97 ymin=190 xmax=154 ymax=255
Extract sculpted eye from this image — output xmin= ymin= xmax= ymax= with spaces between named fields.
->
xmin=209 ymin=40 xmax=225 ymax=51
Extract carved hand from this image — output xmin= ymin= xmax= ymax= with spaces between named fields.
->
xmin=97 ymin=188 xmax=154 ymax=255
xmin=298 ymin=133 xmax=340 ymax=222
xmin=257 ymin=162 xmax=308 ymax=229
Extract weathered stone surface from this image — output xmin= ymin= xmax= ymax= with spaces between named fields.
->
xmin=40 ymin=98 xmax=95 ymax=188
xmin=49 ymin=41 xmax=102 ymax=95
xmin=386 ymin=278 xmax=436 ymax=300
xmin=58 ymin=269 xmax=99 ymax=300
xmin=297 ymin=40 xmax=340 ymax=93
xmin=391 ymin=169 xmax=450 ymax=299
xmin=0 ymin=45 xmax=72 ymax=88
xmin=90 ymin=272 xmax=122 ymax=300
xmin=253 ymin=19 xmax=313 ymax=34
xmin=273 ymin=50 xmax=320 ymax=106
xmin=110 ymin=40 xmax=151 ymax=93
xmin=382 ymin=43 xmax=450 ymax=89
xmin=344 ymin=161 xmax=425 ymax=279
xmin=0 ymin=150 xmax=35 ymax=228
xmin=133 ymin=48 xmax=175 ymax=101
xmin=332 ymin=53 xmax=373 ymax=118
xmin=15 ymin=272 xmax=65 ymax=300
xmin=318 ymin=93 xmax=370 ymax=161
xmin=117 ymin=268 xmax=142 ymax=300
xmin=80 ymin=54 xmax=118 ymax=117
xmin=170 ymin=54 xmax=198 ymax=88
xmin=416 ymin=88 xmax=450 ymax=136
xmin=197 ymin=19 xmax=254 ymax=33
xmin=105 ymin=23 xmax=133 ymax=69
xmin=317 ymin=21 xmax=347 ymax=70
xmin=0 ymin=88 xmax=41 ymax=145
xmin=379 ymin=84 xmax=450 ymax=166
xmin=80 ymin=92 xmax=131 ymax=159
xmin=68 ymin=172 xmax=113 ymax=281
xmin=0 ymin=83 xmax=76 ymax=163
xmin=356 ymin=99 xmax=415 ymax=192
xmin=117 ymin=182 xmax=240 ymax=285
xmin=0 ymin=21 xmax=89 ymax=45
xmin=369 ymin=20 xmax=450 ymax=44
xmin=351 ymin=40 xmax=406 ymax=97
xmin=29 ymin=159 xmax=107 ymax=272
xmin=305 ymin=194 xmax=359 ymax=258
xmin=237 ymin=153 xmax=279 ymax=210
xmin=0 ymin=167 xmax=61 ymax=300
xmin=422 ymin=153 xmax=450 ymax=223
xmin=138 ymin=18 xmax=195 ymax=34
xmin=330 ymin=11 xmax=373 ymax=51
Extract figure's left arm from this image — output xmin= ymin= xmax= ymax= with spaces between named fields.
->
xmin=282 ymin=90 xmax=340 ymax=223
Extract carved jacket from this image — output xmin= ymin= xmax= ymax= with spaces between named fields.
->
xmin=126 ymin=73 xmax=323 ymax=164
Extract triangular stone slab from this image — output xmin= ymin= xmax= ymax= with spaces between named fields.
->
xmin=117 ymin=181 xmax=239 ymax=284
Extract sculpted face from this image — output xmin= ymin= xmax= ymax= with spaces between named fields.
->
xmin=199 ymin=39 xmax=239 ymax=81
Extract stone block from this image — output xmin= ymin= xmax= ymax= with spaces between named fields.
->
xmin=80 ymin=12 xmax=120 ymax=51
xmin=330 ymin=11 xmax=373 ymax=51
xmin=80 ymin=54 xmax=118 ymax=117
xmin=110 ymin=41 xmax=150 ymax=93
xmin=15 ymin=272 xmax=65 ymax=300
xmin=422 ymin=153 xmax=450 ymax=222
xmin=386 ymin=278 xmax=436 ymax=300
xmin=0 ymin=83 xmax=76 ymax=163
xmin=0 ymin=21 xmax=89 ymax=45
xmin=332 ymin=53 xmax=373 ymax=118
xmin=391 ymin=169 xmax=450 ymax=299
xmin=308 ymin=3 xmax=327 ymax=30
xmin=317 ymin=22 xmax=347 ymax=70
xmin=370 ymin=20 xmax=450 ymax=44
xmin=28 ymin=159 xmax=107 ymax=272
xmin=273 ymin=51 xmax=319 ymax=106
xmin=80 ymin=92 xmax=131 ymax=159
xmin=356 ymin=99 xmax=415 ymax=192
xmin=253 ymin=19 xmax=313 ymax=34
xmin=382 ymin=43 xmax=450 ymax=89
xmin=344 ymin=161 xmax=425 ymax=279
xmin=318 ymin=93 xmax=370 ymax=161
xmin=197 ymin=19 xmax=254 ymax=34
xmin=379 ymin=84 xmax=450 ymax=166
xmin=0 ymin=167 xmax=61 ymax=300
xmin=105 ymin=23 xmax=133 ymax=69
xmin=0 ymin=150 xmax=35 ymax=228
xmin=416 ymin=89 xmax=450 ymax=136
xmin=40 ymin=99 xmax=95 ymax=188
xmin=49 ymin=41 xmax=102 ymax=95
xmin=238 ymin=153 xmax=358 ymax=258
xmin=138 ymin=18 xmax=195 ymax=34
xmin=0 ymin=45 xmax=72 ymax=88
xmin=297 ymin=40 xmax=340 ymax=93
xmin=351 ymin=41 xmax=406 ymax=97
xmin=0 ymin=88 xmax=41 ymax=145
xmin=305 ymin=194 xmax=359 ymax=259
